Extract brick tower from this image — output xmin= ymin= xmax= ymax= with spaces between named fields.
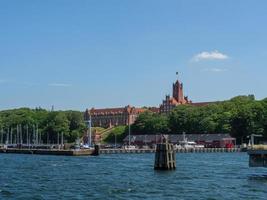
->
xmin=173 ymin=80 xmax=185 ymax=104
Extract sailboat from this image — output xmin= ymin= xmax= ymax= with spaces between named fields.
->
xmin=81 ymin=115 xmax=94 ymax=150
xmin=175 ymin=132 xmax=204 ymax=149
xmin=124 ymin=123 xmax=137 ymax=150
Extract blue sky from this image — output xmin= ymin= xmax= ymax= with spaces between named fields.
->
xmin=0 ymin=0 xmax=267 ymax=111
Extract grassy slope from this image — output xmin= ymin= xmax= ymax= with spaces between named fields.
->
xmin=102 ymin=126 xmax=127 ymax=144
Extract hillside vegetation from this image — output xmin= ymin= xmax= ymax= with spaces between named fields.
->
xmin=1 ymin=95 xmax=267 ymax=144
xmin=0 ymin=108 xmax=86 ymax=143
xmin=132 ymin=95 xmax=267 ymax=143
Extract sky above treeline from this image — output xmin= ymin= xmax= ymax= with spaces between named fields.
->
xmin=0 ymin=0 xmax=267 ymax=111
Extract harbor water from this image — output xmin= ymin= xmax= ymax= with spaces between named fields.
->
xmin=0 ymin=153 xmax=266 ymax=200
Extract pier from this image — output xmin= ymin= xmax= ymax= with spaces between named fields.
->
xmin=0 ymin=147 xmax=96 ymax=156
xmin=0 ymin=146 xmax=241 ymax=156
xmin=246 ymin=134 xmax=267 ymax=167
xmin=247 ymin=146 xmax=267 ymax=167
xmin=100 ymin=147 xmax=241 ymax=154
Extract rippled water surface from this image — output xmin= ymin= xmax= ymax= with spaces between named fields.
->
xmin=0 ymin=153 xmax=266 ymax=200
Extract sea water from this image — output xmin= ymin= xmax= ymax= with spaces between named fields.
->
xmin=0 ymin=153 xmax=266 ymax=200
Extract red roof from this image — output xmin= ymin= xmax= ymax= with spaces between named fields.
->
xmin=190 ymin=101 xmax=218 ymax=106
xmin=87 ymin=105 xmax=147 ymax=116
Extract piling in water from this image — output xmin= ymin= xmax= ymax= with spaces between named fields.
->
xmin=93 ymin=144 xmax=100 ymax=156
xmin=248 ymin=149 xmax=267 ymax=167
xmin=154 ymin=142 xmax=176 ymax=170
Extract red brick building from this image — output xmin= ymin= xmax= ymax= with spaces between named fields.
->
xmin=84 ymin=105 xmax=147 ymax=128
xmin=123 ymin=134 xmax=235 ymax=148
xmin=159 ymin=79 xmax=191 ymax=114
xmin=84 ymin=78 xmax=213 ymax=128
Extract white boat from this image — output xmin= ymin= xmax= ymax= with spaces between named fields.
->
xmin=81 ymin=144 xmax=94 ymax=150
xmin=175 ymin=133 xmax=204 ymax=149
xmin=124 ymin=145 xmax=137 ymax=150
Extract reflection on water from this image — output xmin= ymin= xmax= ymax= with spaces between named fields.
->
xmin=249 ymin=174 xmax=267 ymax=181
xmin=0 ymin=153 xmax=266 ymax=200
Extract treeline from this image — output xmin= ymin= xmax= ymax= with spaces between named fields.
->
xmin=1 ymin=95 xmax=267 ymax=144
xmin=0 ymin=108 xmax=86 ymax=143
xmin=132 ymin=95 xmax=267 ymax=143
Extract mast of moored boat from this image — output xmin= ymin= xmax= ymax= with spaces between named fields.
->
xmin=10 ymin=127 xmax=13 ymax=144
xmin=0 ymin=128 xmax=3 ymax=144
xmin=36 ymin=124 xmax=39 ymax=145
xmin=128 ymin=121 xmax=131 ymax=146
xmin=89 ymin=114 xmax=92 ymax=146
xmin=57 ymin=132 xmax=59 ymax=149
xmin=26 ymin=124 xmax=29 ymax=147
xmin=20 ymin=124 xmax=22 ymax=145
xmin=16 ymin=124 xmax=19 ymax=145
xmin=6 ymin=127 xmax=9 ymax=145
xmin=61 ymin=132 xmax=63 ymax=149
xmin=33 ymin=124 xmax=35 ymax=145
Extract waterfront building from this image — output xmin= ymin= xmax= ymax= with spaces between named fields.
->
xmin=123 ymin=134 xmax=236 ymax=148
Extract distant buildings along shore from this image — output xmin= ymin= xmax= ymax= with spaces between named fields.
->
xmin=84 ymin=78 xmax=214 ymax=128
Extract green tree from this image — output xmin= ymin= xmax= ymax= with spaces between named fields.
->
xmin=44 ymin=112 xmax=70 ymax=143
xmin=132 ymin=111 xmax=169 ymax=134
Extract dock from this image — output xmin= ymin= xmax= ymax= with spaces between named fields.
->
xmin=247 ymin=145 xmax=267 ymax=167
xmin=0 ymin=148 xmax=95 ymax=156
xmin=100 ymin=148 xmax=241 ymax=154
xmin=0 ymin=147 xmax=241 ymax=156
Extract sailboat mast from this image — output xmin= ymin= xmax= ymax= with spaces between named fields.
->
xmin=89 ymin=115 xmax=92 ymax=146
xmin=7 ymin=127 xmax=9 ymax=144
xmin=19 ymin=124 xmax=21 ymax=144
xmin=128 ymin=121 xmax=131 ymax=146
xmin=8 ymin=127 xmax=13 ymax=144
xmin=17 ymin=125 xmax=19 ymax=145
xmin=36 ymin=124 xmax=39 ymax=145
xmin=26 ymin=125 xmax=29 ymax=146
xmin=0 ymin=128 xmax=3 ymax=144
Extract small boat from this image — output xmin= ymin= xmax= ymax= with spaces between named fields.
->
xmin=175 ymin=133 xmax=204 ymax=149
xmin=124 ymin=145 xmax=137 ymax=150
xmin=81 ymin=144 xmax=94 ymax=150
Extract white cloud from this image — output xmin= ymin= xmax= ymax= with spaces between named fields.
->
xmin=203 ymin=68 xmax=227 ymax=73
xmin=192 ymin=50 xmax=229 ymax=62
xmin=48 ymin=83 xmax=72 ymax=87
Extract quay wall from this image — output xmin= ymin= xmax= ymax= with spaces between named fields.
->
xmin=0 ymin=147 xmax=242 ymax=156
xmin=100 ymin=148 xmax=241 ymax=154
xmin=0 ymin=148 xmax=94 ymax=156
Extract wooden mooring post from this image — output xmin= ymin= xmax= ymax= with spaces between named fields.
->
xmin=154 ymin=140 xmax=176 ymax=170
xmin=92 ymin=144 xmax=100 ymax=156
xmin=247 ymin=148 xmax=267 ymax=167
